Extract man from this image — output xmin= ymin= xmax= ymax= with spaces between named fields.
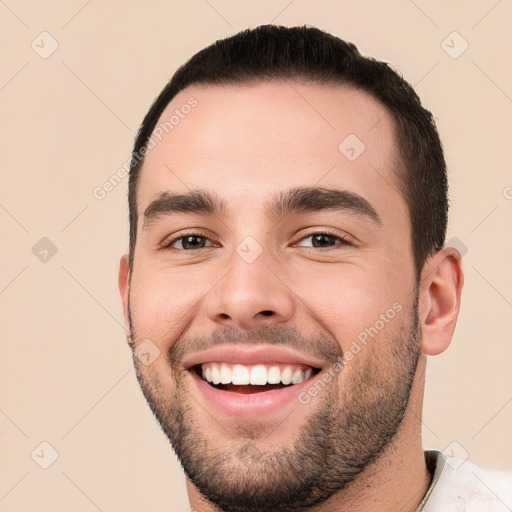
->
xmin=118 ymin=25 xmax=510 ymax=511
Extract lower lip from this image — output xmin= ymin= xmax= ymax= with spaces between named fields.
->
xmin=189 ymin=370 xmax=318 ymax=418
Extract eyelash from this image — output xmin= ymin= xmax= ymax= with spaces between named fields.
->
xmin=160 ymin=229 xmax=353 ymax=251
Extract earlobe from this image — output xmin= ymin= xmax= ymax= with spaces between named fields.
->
xmin=419 ymin=248 xmax=464 ymax=356
xmin=118 ymin=254 xmax=131 ymax=343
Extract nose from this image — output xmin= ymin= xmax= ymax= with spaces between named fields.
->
xmin=204 ymin=247 xmax=295 ymax=330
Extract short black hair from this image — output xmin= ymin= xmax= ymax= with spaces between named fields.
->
xmin=128 ymin=24 xmax=448 ymax=278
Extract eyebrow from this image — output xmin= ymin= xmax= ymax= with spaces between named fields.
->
xmin=142 ymin=186 xmax=382 ymax=230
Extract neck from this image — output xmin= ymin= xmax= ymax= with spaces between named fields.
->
xmin=186 ymin=439 xmax=430 ymax=512
xmin=308 ymin=422 xmax=431 ymax=512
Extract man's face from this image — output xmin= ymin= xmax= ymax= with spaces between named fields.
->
xmin=121 ymin=82 xmax=422 ymax=511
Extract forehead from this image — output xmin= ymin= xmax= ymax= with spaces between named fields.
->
xmin=137 ymin=81 xmax=405 ymax=223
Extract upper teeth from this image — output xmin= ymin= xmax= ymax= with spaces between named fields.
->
xmin=201 ymin=363 xmax=313 ymax=386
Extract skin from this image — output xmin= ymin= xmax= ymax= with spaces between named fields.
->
xmin=118 ymin=81 xmax=464 ymax=511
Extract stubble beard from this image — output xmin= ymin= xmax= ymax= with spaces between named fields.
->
xmin=130 ymin=299 xmax=421 ymax=512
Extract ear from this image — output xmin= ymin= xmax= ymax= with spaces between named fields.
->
xmin=418 ymin=247 xmax=464 ymax=356
xmin=118 ymin=253 xmax=131 ymax=344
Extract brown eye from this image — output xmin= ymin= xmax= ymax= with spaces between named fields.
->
xmin=296 ymin=232 xmax=351 ymax=249
xmin=166 ymin=235 xmax=213 ymax=250
xmin=311 ymin=234 xmax=337 ymax=248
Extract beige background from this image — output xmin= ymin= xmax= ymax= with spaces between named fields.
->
xmin=1 ymin=1 xmax=511 ymax=510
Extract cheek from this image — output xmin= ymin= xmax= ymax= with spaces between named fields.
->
xmin=283 ymin=262 xmax=406 ymax=353
xmin=129 ymin=263 xmax=215 ymax=347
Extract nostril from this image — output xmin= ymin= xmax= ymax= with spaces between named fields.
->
xmin=260 ymin=310 xmax=274 ymax=316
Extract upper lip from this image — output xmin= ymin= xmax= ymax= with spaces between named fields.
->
xmin=182 ymin=345 xmax=327 ymax=370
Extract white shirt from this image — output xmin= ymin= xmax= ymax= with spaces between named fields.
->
xmin=417 ymin=451 xmax=512 ymax=511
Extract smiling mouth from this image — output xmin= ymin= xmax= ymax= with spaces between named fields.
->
xmin=192 ymin=362 xmax=321 ymax=394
